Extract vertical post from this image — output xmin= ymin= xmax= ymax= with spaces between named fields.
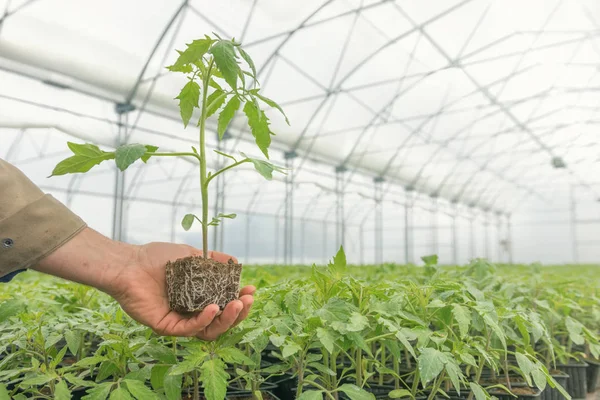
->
xmin=274 ymin=214 xmax=280 ymax=264
xmin=374 ymin=177 xmax=384 ymax=265
xmin=507 ymin=213 xmax=514 ymax=264
xmin=300 ymin=219 xmax=305 ymax=265
xmin=322 ymin=220 xmax=328 ymax=264
xmin=451 ymin=202 xmax=458 ymax=265
xmin=469 ymin=211 xmax=476 ymax=260
xmin=404 ymin=189 xmax=414 ymax=264
xmin=335 ymin=165 xmax=347 ymax=247
xmin=495 ymin=212 xmax=501 ymax=263
xmin=484 ymin=212 xmax=490 ymax=260
xmin=570 ymin=184 xmax=579 ymax=264
xmin=431 ymin=196 xmax=438 ymax=255
xmin=284 ymin=151 xmax=297 ymax=264
xmin=360 ymin=220 xmax=365 ymax=265
xmin=112 ymin=103 xmax=135 ymax=241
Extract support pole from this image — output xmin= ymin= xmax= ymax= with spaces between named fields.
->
xmin=300 ymin=219 xmax=305 ymax=265
xmin=284 ymin=151 xmax=297 ymax=264
xmin=374 ymin=177 xmax=384 ymax=265
xmin=431 ymin=196 xmax=438 ymax=255
xmin=469 ymin=211 xmax=476 ymax=260
xmin=404 ymin=189 xmax=414 ymax=264
xmin=322 ymin=220 xmax=328 ymax=263
xmin=484 ymin=212 xmax=490 ymax=260
xmin=507 ymin=214 xmax=514 ymax=264
xmin=335 ymin=165 xmax=347 ymax=248
xmin=451 ymin=203 xmax=458 ymax=265
xmin=570 ymin=184 xmax=579 ymax=264
xmin=112 ymin=103 xmax=135 ymax=242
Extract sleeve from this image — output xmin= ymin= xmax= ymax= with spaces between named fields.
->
xmin=0 ymin=159 xmax=87 ymax=281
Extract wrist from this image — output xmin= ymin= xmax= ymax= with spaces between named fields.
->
xmin=33 ymin=227 xmax=138 ymax=295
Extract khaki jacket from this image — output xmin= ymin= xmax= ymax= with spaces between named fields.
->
xmin=0 ymin=159 xmax=86 ymax=278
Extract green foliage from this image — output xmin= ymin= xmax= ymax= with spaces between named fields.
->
xmin=176 ymin=80 xmax=200 ymax=127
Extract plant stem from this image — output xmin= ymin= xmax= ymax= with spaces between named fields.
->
xmin=504 ymin=357 xmax=512 ymax=390
xmin=205 ymin=159 xmax=250 ymax=186
xmin=149 ymin=152 xmax=202 ymax=162
xmin=393 ymin=355 xmax=400 ymax=390
xmin=296 ymin=357 xmax=305 ymax=397
xmin=411 ymin=368 xmax=420 ymax=398
xmin=193 ymin=370 xmax=200 ymax=400
xmin=379 ymin=343 xmax=386 ymax=386
xmin=355 ymin=348 xmax=363 ymax=386
xmin=198 ymin=60 xmax=213 ymax=260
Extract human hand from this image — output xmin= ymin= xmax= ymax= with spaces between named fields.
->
xmin=108 ymin=242 xmax=255 ymax=340
xmin=35 ymin=228 xmax=254 ymax=340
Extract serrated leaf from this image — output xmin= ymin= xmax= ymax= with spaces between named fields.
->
xmin=452 ymin=304 xmax=470 ymax=339
xmin=218 ymin=96 xmax=241 ymax=139
xmin=82 ymin=382 xmax=114 ymax=400
xmin=169 ymin=359 xmax=199 ymax=376
xmin=243 ymin=101 xmax=271 ymax=158
xmin=389 ymin=389 xmax=413 ymax=399
xmin=469 ymin=382 xmax=487 ymax=400
xmin=51 ymin=143 xmax=115 ymax=176
xmin=55 ymin=380 xmax=71 ymax=400
xmin=206 ymin=89 xmax=228 ymax=118
xmin=115 ymin=144 xmax=147 ymax=171
xmin=175 ymin=80 xmax=200 ymax=128
xmin=0 ymin=299 xmax=24 ymax=322
xmin=64 ymin=330 xmax=81 ymax=357
xmin=64 ymin=373 xmax=96 ymax=388
xmin=298 ymin=391 xmax=324 ymax=400
xmin=109 ymin=387 xmax=132 ymax=400
xmin=253 ymin=92 xmax=289 ymax=125
xmin=347 ymin=312 xmax=368 ymax=332
xmin=150 ymin=365 xmax=169 ymax=391
xmin=238 ymin=48 xmax=257 ymax=79
xmin=421 ymin=254 xmax=438 ymax=265
xmin=418 ymin=348 xmax=445 ymax=386
xmin=216 ymin=213 xmax=236 ymax=219
xmin=141 ymin=145 xmax=158 ymax=163
xmin=282 ymin=343 xmax=302 ymax=358
xmin=445 ymin=359 xmax=463 ymax=394
xmin=240 ymin=152 xmax=286 ymax=180
xmin=316 ymin=328 xmax=335 ymax=353
xmin=337 ymin=384 xmax=376 ymax=400
xmin=329 ymin=246 xmax=346 ymax=277
xmin=21 ymin=374 xmax=54 ymax=386
xmin=565 ymin=317 xmax=585 ymax=345
xmin=217 ymin=347 xmax=254 ymax=365
xmin=169 ymin=39 xmax=213 ymax=71
xmin=200 ymin=358 xmax=229 ymax=400
xmin=210 ymin=40 xmax=239 ymax=90
xmin=164 ymin=369 xmax=181 ymax=400
xmin=144 ymin=344 xmax=177 ymax=365
xmin=181 ymin=214 xmax=197 ymax=231
xmin=269 ymin=334 xmax=286 ymax=347
xmin=124 ymin=380 xmax=159 ymax=400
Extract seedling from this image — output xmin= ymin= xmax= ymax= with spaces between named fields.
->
xmin=51 ymin=34 xmax=287 ymax=312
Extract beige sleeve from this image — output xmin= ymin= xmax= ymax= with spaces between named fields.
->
xmin=0 ymin=159 xmax=87 ymax=276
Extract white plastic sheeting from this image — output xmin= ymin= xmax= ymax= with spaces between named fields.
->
xmin=1 ymin=0 xmax=599 ymax=264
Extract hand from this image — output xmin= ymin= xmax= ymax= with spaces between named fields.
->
xmin=108 ymin=242 xmax=255 ymax=340
xmin=35 ymin=228 xmax=255 ymax=341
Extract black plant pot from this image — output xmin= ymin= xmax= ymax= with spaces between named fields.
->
xmin=540 ymin=371 xmax=569 ymax=400
xmin=267 ymin=373 xmax=297 ymax=400
xmin=585 ymin=359 xmax=600 ymax=393
xmin=489 ymin=387 xmax=542 ymax=400
xmin=557 ymin=362 xmax=588 ymax=399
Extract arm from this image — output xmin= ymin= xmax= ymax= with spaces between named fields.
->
xmin=1 ymin=159 xmax=254 ymax=340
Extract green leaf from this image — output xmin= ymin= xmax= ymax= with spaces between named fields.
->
xmin=51 ymin=143 xmax=115 ymax=176
xmin=144 ymin=344 xmax=177 ymax=365
xmin=206 ymin=89 xmax=228 ymax=118
xmin=55 ymin=380 xmax=71 ymax=400
xmin=82 ymin=382 xmax=114 ymax=400
xmin=297 ymin=391 xmax=324 ymax=400
xmin=0 ymin=384 xmax=9 ymax=400
xmin=210 ymin=40 xmax=239 ymax=90
xmin=269 ymin=334 xmax=286 ymax=347
xmin=282 ymin=343 xmax=302 ymax=358
xmin=200 ymin=358 xmax=229 ymax=400
xmin=21 ymin=374 xmax=54 ymax=386
xmin=124 ymin=380 xmax=159 ymax=400
xmin=214 ymin=150 xmax=237 ymax=163
xmin=329 ymin=246 xmax=347 ymax=277
xmin=217 ymin=213 xmax=236 ymax=219
xmin=347 ymin=312 xmax=368 ymax=332
xmin=64 ymin=330 xmax=81 ymax=357
xmin=417 ymin=348 xmax=445 ymax=386
xmin=163 ymin=369 xmax=182 ymax=400
xmin=337 ymin=384 xmax=376 ymax=400
xmin=565 ymin=317 xmax=585 ymax=345
xmin=217 ymin=347 xmax=254 ymax=365
xmin=469 ymin=382 xmax=487 ymax=400
xmin=452 ymin=304 xmax=470 ymax=339
xmin=115 ymin=144 xmax=147 ymax=171
xmin=531 ymin=368 xmax=547 ymax=392
xmin=389 ymin=389 xmax=413 ymax=399
xmin=218 ymin=96 xmax=241 ymax=139
xmin=76 ymin=356 xmax=106 ymax=367
xmin=175 ymin=80 xmax=200 ymax=128
xmin=181 ymin=214 xmax=197 ymax=231
xmin=445 ymin=359 xmax=463 ymax=394
xmin=169 ymin=38 xmax=213 ymax=71
xmin=109 ymin=387 xmax=133 ymax=400
xmin=243 ymin=101 xmax=271 ymax=158
xmin=141 ymin=145 xmax=159 ymax=163
xmin=316 ymin=328 xmax=335 ymax=353
xmin=64 ymin=373 xmax=96 ymax=388
xmin=254 ymin=92 xmax=289 ymax=125
xmin=240 ymin=153 xmax=286 ymax=180
xmin=238 ymin=48 xmax=257 ymax=79
xmin=0 ymin=299 xmax=24 ymax=322
xmin=421 ymin=255 xmax=438 ymax=265
xmin=150 ymin=365 xmax=169 ymax=391
xmin=515 ymin=352 xmax=535 ymax=386
xmin=169 ymin=359 xmax=199 ymax=376
xmin=395 ymin=329 xmax=416 ymax=359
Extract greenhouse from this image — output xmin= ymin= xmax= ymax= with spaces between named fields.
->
xmin=0 ymin=0 xmax=599 ymax=399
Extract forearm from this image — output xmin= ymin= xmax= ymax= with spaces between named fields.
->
xmin=33 ymin=227 xmax=136 ymax=295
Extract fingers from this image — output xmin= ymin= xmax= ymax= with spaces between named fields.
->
xmin=154 ymin=304 xmax=219 ymax=337
xmin=239 ymin=285 xmax=256 ymax=297
xmin=184 ymin=247 xmax=238 ymax=264
xmin=232 ymin=294 xmax=254 ymax=327
xmin=197 ymin=300 xmax=244 ymax=341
